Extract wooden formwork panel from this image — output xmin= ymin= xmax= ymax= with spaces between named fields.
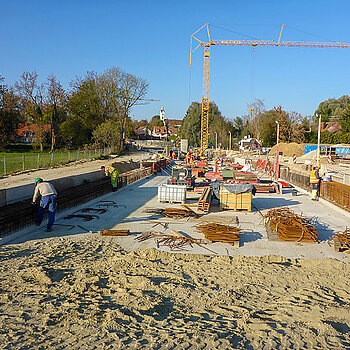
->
xmin=220 ymin=191 xmax=251 ymax=211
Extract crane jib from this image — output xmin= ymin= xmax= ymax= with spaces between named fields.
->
xmin=190 ymin=24 xmax=350 ymax=155
xmin=211 ymin=40 xmax=350 ymax=49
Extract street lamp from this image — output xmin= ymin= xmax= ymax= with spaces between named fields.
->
xmin=316 ymin=114 xmax=322 ymax=166
xmin=275 ymin=121 xmax=280 ymax=180
xmin=228 ymin=131 xmax=232 ymax=151
xmin=215 ymin=132 xmax=218 ymax=150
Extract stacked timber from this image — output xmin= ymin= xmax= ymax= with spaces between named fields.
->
xmin=220 ymin=187 xmax=252 ymax=212
xmin=234 ymin=172 xmax=258 ymax=183
xmin=99 ymin=229 xmax=130 ymax=236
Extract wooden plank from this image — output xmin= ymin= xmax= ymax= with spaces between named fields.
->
xmin=99 ymin=229 xmax=130 ymax=236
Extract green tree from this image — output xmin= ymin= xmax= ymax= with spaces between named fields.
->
xmin=68 ymin=72 xmax=107 ymax=131
xmin=339 ymin=107 xmax=350 ymax=133
xmin=46 ymin=75 xmax=67 ymax=151
xmin=149 ymin=115 xmax=163 ymax=130
xmin=0 ymin=76 xmax=22 ymax=148
xmin=179 ymin=102 xmax=202 ymax=147
xmin=258 ymin=110 xmax=277 ymax=147
xmin=93 ymin=119 xmax=122 ymax=153
xmin=60 ymin=117 xmax=91 ymax=147
xmin=315 ymin=95 xmax=350 ymax=122
xmin=246 ymin=98 xmax=265 ymax=139
xmin=68 ymin=67 xmax=148 ymax=149
xmin=179 ymin=101 xmax=234 ymax=148
xmin=15 ymin=72 xmax=47 ymax=152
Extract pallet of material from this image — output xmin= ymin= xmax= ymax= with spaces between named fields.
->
xmin=233 ymin=171 xmax=258 ymax=183
xmin=196 ymin=223 xmax=240 ymax=247
xmin=220 ymin=188 xmax=252 ymax=211
xmin=254 ymin=183 xmax=278 ymax=193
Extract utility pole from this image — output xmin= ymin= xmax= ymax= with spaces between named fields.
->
xmin=229 ymin=131 xmax=232 ymax=151
xmin=275 ymin=120 xmax=280 ymax=180
xmin=215 ymin=132 xmax=218 ymax=150
xmin=316 ymin=114 xmax=322 ymax=165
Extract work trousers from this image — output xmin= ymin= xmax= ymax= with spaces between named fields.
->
xmin=110 ymin=171 xmax=119 ymax=188
xmin=37 ymin=194 xmax=57 ymax=228
xmin=311 ymin=183 xmax=320 ymax=200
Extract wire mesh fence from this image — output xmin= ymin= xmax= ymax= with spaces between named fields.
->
xmin=0 ymin=148 xmax=112 ymax=177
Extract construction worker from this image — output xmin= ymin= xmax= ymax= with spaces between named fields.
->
xmin=32 ymin=178 xmax=57 ymax=232
xmin=101 ymin=165 xmax=119 ymax=191
xmin=310 ymin=164 xmax=321 ymax=200
xmin=185 ymin=152 xmax=191 ymax=164
xmin=172 ymin=151 xmax=176 ymax=160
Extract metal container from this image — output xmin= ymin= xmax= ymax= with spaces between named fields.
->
xmin=158 ymin=184 xmax=186 ymax=204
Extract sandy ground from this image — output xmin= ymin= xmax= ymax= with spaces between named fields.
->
xmin=0 ymin=236 xmax=349 ymax=349
xmin=0 ymin=150 xmax=152 ymax=190
xmin=1 ymin=166 xmax=350 ymax=349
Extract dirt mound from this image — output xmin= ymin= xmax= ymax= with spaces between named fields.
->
xmin=112 ymin=160 xmax=140 ymax=173
xmin=0 ymin=236 xmax=349 ymax=349
xmin=269 ymin=142 xmax=304 ymax=157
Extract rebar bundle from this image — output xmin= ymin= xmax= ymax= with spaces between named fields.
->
xmin=135 ymin=231 xmax=217 ymax=254
xmin=196 ymin=223 xmax=240 ymax=244
xmin=263 ymin=208 xmax=318 ymax=242
xmin=328 ymin=228 xmax=350 ymax=252
xmin=143 ymin=207 xmax=198 ymax=219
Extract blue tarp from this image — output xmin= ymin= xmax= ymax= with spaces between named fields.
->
xmin=304 ymin=145 xmax=330 ymax=154
xmin=335 ymin=147 xmax=350 ymax=156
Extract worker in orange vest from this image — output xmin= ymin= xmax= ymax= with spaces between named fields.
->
xmin=172 ymin=151 xmax=176 ymax=160
xmin=309 ymin=165 xmax=321 ymax=200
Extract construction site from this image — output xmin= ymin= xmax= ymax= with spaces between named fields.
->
xmin=0 ymin=139 xmax=349 ymax=348
xmin=1 ymin=10 xmax=350 ymax=350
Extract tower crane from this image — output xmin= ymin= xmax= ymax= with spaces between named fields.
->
xmin=190 ymin=23 xmax=350 ymax=155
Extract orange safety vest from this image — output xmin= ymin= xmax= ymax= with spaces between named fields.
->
xmin=310 ymin=170 xmax=320 ymax=184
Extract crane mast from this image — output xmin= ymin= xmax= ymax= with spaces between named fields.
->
xmin=190 ymin=23 xmax=350 ymax=156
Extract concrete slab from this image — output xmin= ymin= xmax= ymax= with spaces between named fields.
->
xmin=2 ymin=173 xmax=350 ymax=262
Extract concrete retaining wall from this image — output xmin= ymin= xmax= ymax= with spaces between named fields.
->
xmin=0 ymin=170 xmax=105 ymax=207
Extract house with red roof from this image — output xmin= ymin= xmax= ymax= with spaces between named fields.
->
xmin=321 ymin=122 xmax=342 ymax=134
xmin=16 ymin=123 xmax=51 ymax=143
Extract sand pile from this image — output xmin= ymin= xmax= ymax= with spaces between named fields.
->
xmin=269 ymin=142 xmax=304 ymax=157
xmin=0 ymin=236 xmax=349 ymax=349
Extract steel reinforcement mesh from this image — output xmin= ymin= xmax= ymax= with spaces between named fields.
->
xmin=0 ymin=166 xmax=153 ymax=236
xmin=280 ymin=167 xmax=350 ymax=212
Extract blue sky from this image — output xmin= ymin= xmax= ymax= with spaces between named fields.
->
xmin=1 ymin=0 xmax=350 ymax=121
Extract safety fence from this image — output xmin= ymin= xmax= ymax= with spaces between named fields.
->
xmin=0 ymin=159 xmax=170 ymax=236
xmin=279 ymin=167 xmax=310 ymax=190
xmin=0 ymin=148 xmax=113 ymax=177
xmin=320 ymin=181 xmax=350 ymax=213
xmin=256 ymin=159 xmax=350 ymax=213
